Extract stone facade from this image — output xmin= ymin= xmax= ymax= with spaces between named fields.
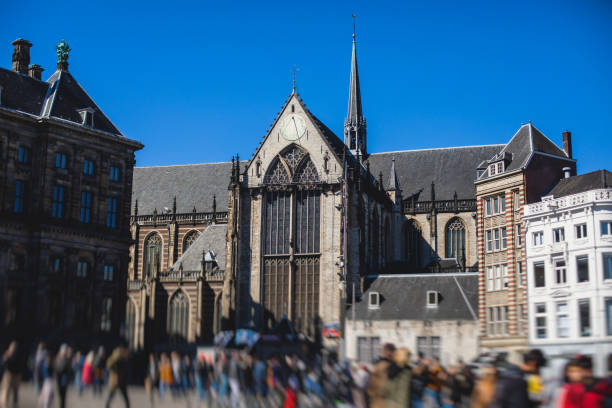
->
xmin=0 ymin=39 xmax=143 ymax=347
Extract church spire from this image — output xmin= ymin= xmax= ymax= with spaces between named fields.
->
xmin=344 ymin=15 xmax=367 ymax=158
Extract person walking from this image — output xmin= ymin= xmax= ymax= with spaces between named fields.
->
xmin=93 ymin=346 xmax=107 ymax=396
xmin=144 ymin=353 xmax=158 ymax=406
xmin=72 ymin=351 xmax=83 ymax=395
xmin=33 ymin=342 xmax=47 ymax=396
xmin=104 ymin=341 xmax=130 ymax=408
xmin=37 ymin=353 xmax=55 ymax=408
xmin=386 ymin=347 xmax=412 ymax=408
xmin=81 ymin=351 xmax=95 ymax=394
xmin=54 ymin=344 xmax=72 ymax=408
xmin=158 ymin=353 xmax=173 ymax=399
xmin=0 ymin=341 xmax=24 ymax=408
xmin=367 ymin=343 xmax=397 ymax=408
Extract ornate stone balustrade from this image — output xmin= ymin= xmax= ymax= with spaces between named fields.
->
xmin=524 ymin=189 xmax=612 ymax=216
xmin=130 ymin=211 xmax=228 ymax=226
xmin=127 ymin=280 xmax=144 ymax=290
xmin=403 ymin=199 xmax=476 ymax=214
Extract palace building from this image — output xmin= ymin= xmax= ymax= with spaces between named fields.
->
xmin=0 ymin=39 xmax=143 ymax=346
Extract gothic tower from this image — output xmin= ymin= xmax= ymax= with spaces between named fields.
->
xmin=344 ymin=31 xmax=367 ymax=159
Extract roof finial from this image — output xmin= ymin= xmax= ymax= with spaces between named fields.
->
xmin=291 ymin=65 xmax=300 ymax=93
xmin=352 ymin=14 xmax=356 ymax=39
xmin=56 ymin=39 xmax=71 ymax=71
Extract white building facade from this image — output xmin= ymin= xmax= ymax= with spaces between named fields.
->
xmin=523 ymin=171 xmax=612 ymax=376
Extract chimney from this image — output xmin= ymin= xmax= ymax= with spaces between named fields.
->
xmin=11 ymin=38 xmax=32 ymax=74
xmin=562 ymin=130 xmax=572 ymax=159
xmin=28 ymin=64 xmax=44 ymax=80
xmin=563 ymin=167 xmax=572 ymax=179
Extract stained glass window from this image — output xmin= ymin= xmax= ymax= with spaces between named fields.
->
xmin=144 ymin=233 xmax=162 ymax=278
xmin=445 ymin=217 xmax=466 ymax=264
xmin=183 ymin=230 xmax=200 ymax=253
xmin=168 ymin=290 xmax=189 ymax=343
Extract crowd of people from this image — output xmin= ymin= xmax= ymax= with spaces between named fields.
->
xmin=0 ymin=339 xmax=611 ymax=407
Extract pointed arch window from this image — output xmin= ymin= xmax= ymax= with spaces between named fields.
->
xmin=183 ymin=230 xmax=200 ymax=253
xmin=263 ymin=145 xmax=320 ymax=185
xmin=370 ymin=209 xmax=380 ymax=269
xmin=264 ymin=159 xmax=291 ymax=185
xmin=168 ymin=290 xmax=189 ymax=343
xmin=144 ymin=233 xmax=162 ymax=279
xmin=294 ymin=158 xmax=320 ymax=184
xmin=404 ymin=220 xmax=422 ymax=268
xmin=384 ymin=217 xmax=391 ymax=263
xmin=445 ymin=217 xmax=466 ymax=266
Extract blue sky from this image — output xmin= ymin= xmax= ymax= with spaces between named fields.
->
xmin=2 ymin=0 xmax=611 ymax=172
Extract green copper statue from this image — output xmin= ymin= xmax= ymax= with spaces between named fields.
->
xmin=56 ymin=39 xmax=71 ymax=63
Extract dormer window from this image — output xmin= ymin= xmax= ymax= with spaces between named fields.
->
xmin=488 ymin=161 xmax=504 ymax=177
xmin=204 ymin=250 xmax=217 ymax=272
xmin=77 ymin=108 xmax=95 ymax=127
xmin=368 ymin=292 xmax=380 ymax=309
xmin=427 ymin=291 xmax=439 ymax=307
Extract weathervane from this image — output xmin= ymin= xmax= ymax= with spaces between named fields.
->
xmin=291 ymin=65 xmax=300 ymax=92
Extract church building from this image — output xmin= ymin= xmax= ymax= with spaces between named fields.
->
xmin=128 ymin=32 xmax=505 ymax=350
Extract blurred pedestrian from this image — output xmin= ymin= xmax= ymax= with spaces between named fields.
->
xmin=72 ymin=350 xmax=83 ymax=394
xmin=367 ymin=342 xmax=397 ymax=408
xmin=93 ymin=346 xmax=106 ymax=396
xmin=491 ymin=348 xmax=546 ymax=408
xmin=37 ymin=352 xmax=54 ymax=408
xmin=159 ymin=353 xmax=172 ymax=399
xmin=144 ymin=353 xmax=158 ymax=406
xmin=54 ymin=344 xmax=72 ymax=408
xmin=0 ymin=341 xmax=24 ymax=408
xmin=81 ymin=351 xmax=95 ymax=394
xmin=386 ymin=347 xmax=412 ymax=408
xmin=471 ymin=365 xmax=497 ymax=408
xmin=556 ymin=354 xmax=612 ymax=408
xmin=104 ymin=341 xmax=130 ymax=408
xmin=349 ymin=363 xmax=369 ymax=408
xmin=33 ymin=342 xmax=46 ymax=396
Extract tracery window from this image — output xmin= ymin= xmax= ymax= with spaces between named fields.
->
xmin=168 ymin=290 xmax=189 ymax=343
xmin=445 ymin=217 xmax=466 ymax=265
xmin=384 ymin=218 xmax=391 ymax=263
xmin=262 ymin=145 xmax=321 ymax=336
xmin=404 ymin=220 xmax=422 ymax=268
xmin=144 ymin=233 xmax=162 ymax=279
xmin=183 ymin=230 xmax=200 ymax=253
xmin=370 ymin=209 xmax=380 ymax=269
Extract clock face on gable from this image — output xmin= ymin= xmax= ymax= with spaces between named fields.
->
xmin=280 ymin=114 xmax=306 ymax=141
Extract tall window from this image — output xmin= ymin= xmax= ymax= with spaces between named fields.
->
xmin=103 ymin=265 xmax=114 ymax=281
xmin=556 ymin=302 xmax=569 ymax=338
xmin=55 ymin=152 xmax=67 ymax=169
xmin=80 ymin=191 xmax=92 ymax=223
xmin=106 ymin=197 xmax=118 ymax=228
xmin=516 ymin=224 xmax=522 ymax=245
xmin=50 ymin=256 xmax=62 ymax=274
xmin=535 ymin=303 xmax=547 ymax=338
xmin=554 ymin=259 xmax=567 ymax=285
xmin=18 ymin=146 xmax=30 ymax=164
xmin=533 ymin=231 xmax=544 ymax=246
xmin=603 ymin=253 xmax=612 ymax=280
xmin=144 ymin=233 xmax=162 ymax=278
xmin=518 ymin=304 xmax=527 ymax=336
xmin=14 ymin=181 xmax=25 ymax=213
xmin=579 ymin=299 xmax=591 ymax=337
xmin=83 ymin=159 xmax=95 ymax=176
xmin=534 ymin=262 xmax=545 ymax=287
xmin=357 ymin=337 xmax=380 ymax=364
xmin=183 ymin=230 xmax=200 ymax=253
xmin=602 ymin=221 xmax=612 ymax=237
xmin=445 ymin=217 xmax=465 ymax=263
xmin=417 ymin=336 xmax=441 ymax=361
xmin=100 ymin=297 xmax=112 ymax=332
xmin=262 ymin=145 xmax=321 ymax=335
xmin=168 ymin=290 xmax=189 ymax=343
xmin=553 ymin=228 xmax=565 ymax=243
xmin=76 ymin=260 xmax=88 ymax=278
xmin=371 ymin=209 xmax=380 ymax=269
xmin=517 ymin=262 xmax=525 ymax=286
xmin=575 ymin=224 xmax=587 ymax=239
xmin=484 ymin=195 xmax=505 ymax=216
xmin=403 ymin=220 xmax=422 ymax=268
xmin=577 ymin=256 xmax=589 ymax=283
xmin=52 ymin=186 xmax=64 ymax=218
xmin=109 ymin=165 xmax=120 ymax=182
xmin=606 ymin=298 xmax=612 ymax=336
xmin=487 ymin=306 xmax=508 ymax=336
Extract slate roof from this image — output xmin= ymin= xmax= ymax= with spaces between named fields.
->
xmin=477 ymin=123 xmax=571 ymax=181
xmin=0 ymin=67 xmax=122 ymax=136
xmin=350 ymin=273 xmax=478 ymax=321
xmin=547 ymin=169 xmax=612 ymax=198
xmin=171 ymin=224 xmax=227 ymax=272
xmin=131 ymin=162 xmax=247 ymax=215
xmin=368 ymin=145 xmax=503 ymax=200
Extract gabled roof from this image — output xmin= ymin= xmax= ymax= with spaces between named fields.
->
xmin=131 ymin=161 xmax=247 ymax=215
xmin=477 ymin=123 xmax=571 ymax=181
xmin=171 ymin=224 xmax=227 ymax=272
xmin=349 ymin=273 xmax=478 ymax=321
xmin=368 ymin=145 xmax=502 ymax=200
xmin=0 ymin=67 xmax=123 ymax=136
xmin=547 ymin=169 xmax=612 ymax=198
